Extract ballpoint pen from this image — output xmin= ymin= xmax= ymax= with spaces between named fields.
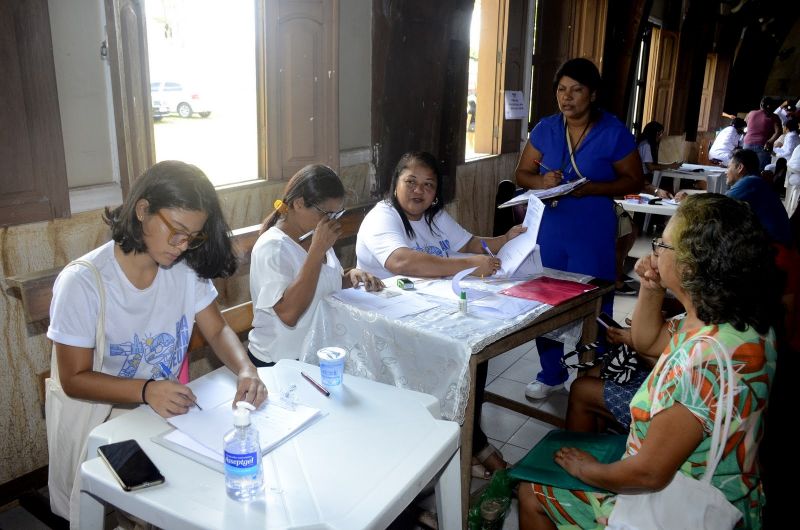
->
xmin=300 ymin=371 xmax=330 ymax=397
xmin=160 ymin=362 xmax=203 ymax=410
xmin=480 ymin=239 xmax=496 ymax=258
xmin=531 ymin=159 xmax=556 ymax=174
xmin=298 ymin=229 xmax=314 ymax=242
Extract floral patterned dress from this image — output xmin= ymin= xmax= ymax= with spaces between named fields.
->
xmin=532 ymin=319 xmax=776 ymax=529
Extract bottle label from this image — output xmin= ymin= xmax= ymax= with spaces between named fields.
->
xmin=224 ymin=450 xmax=259 ymax=476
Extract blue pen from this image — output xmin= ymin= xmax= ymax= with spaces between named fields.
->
xmin=160 ymin=362 xmax=202 ymax=410
xmin=481 ymin=240 xmax=496 ymax=258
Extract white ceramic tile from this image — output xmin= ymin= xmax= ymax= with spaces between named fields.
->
xmin=487 ymin=342 xmax=531 ymax=376
xmin=499 ymin=442 xmax=531 ymax=466
xmin=502 ymin=498 xmax=519 ymax=530
xmin=499 ymin=358 xmax=539 ymax=384
xmin=479 ymin=402 xmax=529 ymax=442
xmin=507 ymin=417 xmax=553 ymax=450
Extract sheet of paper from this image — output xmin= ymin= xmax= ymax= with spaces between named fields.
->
xmin=332 ymin=287 xmax=437 ymax=318
xmin=378 ymin=295 xmax=439 ymax=319
xmin=451 ymin=267 xmax=477 ymax=297
xmin=414 ymin=276 xmax=489 ymax=302
xmin=469 ymin=294 xmax=542 ymax=320
xmin=497 ymin=195 xmax=545 ymax=278
xmin=498 ymin=178 xmax=587 ymax=208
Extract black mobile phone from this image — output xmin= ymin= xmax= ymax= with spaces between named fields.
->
xmin=97 ymin=440 xmax=165 ymax=491
xmin=597 ymin=312 xmax=622 ymax=329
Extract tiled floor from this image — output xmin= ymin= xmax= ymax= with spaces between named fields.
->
xmin=0 ymin=244 xmax=648 ymax=530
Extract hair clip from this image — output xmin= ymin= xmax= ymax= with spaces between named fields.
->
xmin=273 ymin=199 xmax=288 ymax=214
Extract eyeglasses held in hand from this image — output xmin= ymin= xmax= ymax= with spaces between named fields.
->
xmin=312 ymin=204 xmax=346 ymax=220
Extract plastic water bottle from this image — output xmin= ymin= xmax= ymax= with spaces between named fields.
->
xmin=224 ymin=401 xmax=264 ymax=501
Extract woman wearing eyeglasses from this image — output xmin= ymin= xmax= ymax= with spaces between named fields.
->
xmin=356 ymin=151 xmax=525 ymax=479
xmin=47 ymin=161 xmax=267 ymax=521
xmin=247 ymin=164 xmax=384 ymax=367
xmin=356 ymin=151 xmax=525 ymax=279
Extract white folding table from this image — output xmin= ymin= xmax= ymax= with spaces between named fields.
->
xmin=652 ymin=163 xmax=727 ymax=195
xmin=79 ymin=359 xmax=461 ymax=530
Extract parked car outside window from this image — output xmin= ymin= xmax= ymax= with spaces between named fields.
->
xmin=150 ymin=81 xmax=212 ymax=118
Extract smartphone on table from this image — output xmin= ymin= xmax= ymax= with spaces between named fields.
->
xmin=596 ymin=312 xmax=622 ymax=330
xmin=97 ymin=439 xmax=165 ymax=491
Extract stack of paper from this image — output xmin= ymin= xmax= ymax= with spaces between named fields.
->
xmin=498 ymin=178 xmax=587 ymax=208
xmin=154 ymin=371 xmax=322 ymax=472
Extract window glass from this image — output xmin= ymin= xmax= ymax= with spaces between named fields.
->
xmin=145 ymin=0 xmax=257 ymax=186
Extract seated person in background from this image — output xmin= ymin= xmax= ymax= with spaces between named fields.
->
xmin=248 ymin=165 xmax=383 ymax=367
xmin=765 ymin=118 xmax=799 ymax=174
xmin=708 ymin=117 xmax=746 ymax=166
xmin=637 ymin=121 xmax=680 ymax=198
xmin=356 ymin=151 xmax=526 ymax=479
xmin=518 ymin=194 xmax=782 ymax=530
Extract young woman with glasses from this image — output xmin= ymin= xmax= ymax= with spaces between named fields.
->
xmin=47 ymin=161 xmax=267 ymax=520
xmin=247 ymin=164 xmax=383 ymax=367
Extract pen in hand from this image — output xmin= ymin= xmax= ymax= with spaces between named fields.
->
xmin=159 ymin=362 xmax=203 ymax=410
xmin=300 ymin=371 xmax=330 ymax=397
xmin=480 ymin=239 xmax=496 ymax=258
xmin=298 ymin=229 xmax=314 ymax=242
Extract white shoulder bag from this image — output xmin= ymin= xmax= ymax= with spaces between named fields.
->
xmin=607 ymin=336 xmax=743 ymax=530
xmin=45 ymin=259 xmax=113 ymax=528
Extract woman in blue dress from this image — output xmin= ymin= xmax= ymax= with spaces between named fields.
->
xmin=514 ymin=58 xmax=643 ymax=399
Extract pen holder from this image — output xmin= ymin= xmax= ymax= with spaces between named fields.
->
xmin=317 ymin=347 xmax=347 ymax=387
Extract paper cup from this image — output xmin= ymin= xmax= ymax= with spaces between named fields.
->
xmin=317 ymin=347 xmax=347 ymax=386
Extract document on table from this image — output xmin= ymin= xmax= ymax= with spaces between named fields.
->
xmin=469 ymin=293 xmax=542 ymax=320
xmin=154 ymin=371 xmax=322 ymax=471
xmin=332 ymin=287 xmax=438 ymax=319
xmin=497 ymin=194 xmax=544 ymax=278
xmin=498 ymin=178 xmax=587 ymax=208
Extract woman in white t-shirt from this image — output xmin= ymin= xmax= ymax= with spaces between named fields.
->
xmin=247 ymin=165 xmax=383 ymax=366
xmin=47 ymin=161 xmax=267 ymax=522
xmin=636 ymin=121 xmax=681 ymax=198
xmin=356 ymin=151 xmax=525 ymax=479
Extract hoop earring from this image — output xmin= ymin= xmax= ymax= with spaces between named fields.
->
xmin=432 ymin=197 xmax=439 ymax=206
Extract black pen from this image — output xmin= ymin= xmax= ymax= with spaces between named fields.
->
xmin=300 ymin=371 xmax=330 ymax=397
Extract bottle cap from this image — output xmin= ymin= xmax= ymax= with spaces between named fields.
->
xmin=233 ymin=401 xmax=255 ymax=427
xmin=460 ymin=290 xmax=467 ymax=300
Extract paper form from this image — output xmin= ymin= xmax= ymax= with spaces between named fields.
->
xmin=498 ymin=178 xmax=587 ymax=208
xmin=332 ymin=287 xmax=438 ymax=318
xmin=496 ymin=194 xmax=545 ymax=278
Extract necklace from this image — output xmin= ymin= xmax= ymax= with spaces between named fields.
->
xmin=558 ymin=117 xmax=592 ymax=179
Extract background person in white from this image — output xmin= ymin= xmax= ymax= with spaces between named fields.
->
xmin=356 ymin=151 xmax=525 ymax=279
xmin=708 ymin=117 xmax=746 ymax=166
xmin=47 ymin=161 xmax=267 ymax=521
xmin=247 ymin=165 xmax=383 ymax=366
xmin=356 ymin=150 xmax=525 ymax=480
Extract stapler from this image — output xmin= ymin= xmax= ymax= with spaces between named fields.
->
xmin=647 ymin=197 xmax=662 ymax=205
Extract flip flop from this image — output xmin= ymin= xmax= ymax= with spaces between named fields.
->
xmin=471 ymin=459 xmax=491 ymax=480
xmin=475 ymin=443 xmax=508 ymax=473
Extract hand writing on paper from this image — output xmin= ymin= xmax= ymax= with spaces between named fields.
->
xmin=554 ymin=446 xmax=597 ymax=479
xmin=234 ymin=367 xmax=268 ymax=409
xmin=634 ymin=254 xmax=664 ymax=291
xmin=542 ymin=170 xmax=563 ymax=188
xmin=146 ymin=380 xmax=200 ymax=418
xmin=470 ymin=255 xmax=501 ymax=277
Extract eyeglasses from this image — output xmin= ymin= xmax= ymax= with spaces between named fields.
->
xmin=311 ymin=204 xmax=346 ymax=220
xmin=156 ymin=211 xmax=208 ymax=250
xmin=651 ymin=237 xmax=675 ymax=255
xmin=400 ymin=178 xmax=436 ymax=193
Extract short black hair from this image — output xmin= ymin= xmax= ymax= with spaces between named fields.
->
xmin=553 ymin=58 xmax=601 ymax=97
xmin=731 ymin=117 xmax=746 ymax=130
xmin=785 ymin=118 xmax=798 ymax=133
xmin=730 ymin=149 xmax=760 ymax=176
xmin=103 ymin=160 xmax=237 ymax=279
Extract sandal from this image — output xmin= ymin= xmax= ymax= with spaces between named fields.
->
xmin=471 ymin=458 xmax=491 ymax=479
xmin=475 ymin=443 xmax=508 ymax=473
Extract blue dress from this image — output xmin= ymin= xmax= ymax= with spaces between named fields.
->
xmin=528 ymin=111 xmax=636 ymax=385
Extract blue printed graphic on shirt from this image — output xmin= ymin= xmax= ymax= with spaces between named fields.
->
xmin=414 ymin=239 xmax=452 ymax=258
xmin=109 ymin=315 xmax=190 ymax=378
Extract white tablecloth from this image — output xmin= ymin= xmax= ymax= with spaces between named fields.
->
xmin=300 ymin=269 xmax=591 ymax=423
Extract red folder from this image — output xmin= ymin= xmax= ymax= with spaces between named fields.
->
xmin=500 ymin=276 xmax=597 ymax=305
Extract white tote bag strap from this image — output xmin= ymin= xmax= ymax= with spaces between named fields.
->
xmin=564 ymin=117 xmax=587 ymax=180
xmin=652 ymin=335 xmax=735 ymax=483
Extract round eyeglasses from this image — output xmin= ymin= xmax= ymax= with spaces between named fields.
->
xmin=156 ymin=211 xmax=207 ymax=250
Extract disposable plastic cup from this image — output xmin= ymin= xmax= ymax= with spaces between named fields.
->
xmin=317 ymin=347 xmax=347 ymax=387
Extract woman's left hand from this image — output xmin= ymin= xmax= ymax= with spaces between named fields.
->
xmin=655 ymin=187 xmax=673 ymax=199
xmin=234 ymin=368 xmax=268 ymax=408
xmin=554 ymin=447 xmax=597 ymax=478
xmin=347 ymin=268 xmax=385 ymax=292
xmin=505 ymin=225 xmax=527 ymax=242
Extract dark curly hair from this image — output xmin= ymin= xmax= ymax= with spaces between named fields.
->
xmin=388 ymin=151 xmax=446 ymax=238
xmin=671 ymin=194 xmax=784 ymax=334
xmin=102 ymin=160 xmax=237 ymax=279
xmin=261 ymin=164 xmax=344 ymax=234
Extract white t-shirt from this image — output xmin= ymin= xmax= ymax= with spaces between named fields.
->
xmin=774 ymin=131 xmax=799 ymax=159
xmin=47 ymin=241 xmax=218 ymax=380
xmin=709 ymin=126 xmax=742 ymax=165
xmin=355 ymin=201 xmax=473 ymax=279
xmin=247 ymin=227 xmax=343 ymax=364
xmin=637 ymin=141 xmax=653 ymax=175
